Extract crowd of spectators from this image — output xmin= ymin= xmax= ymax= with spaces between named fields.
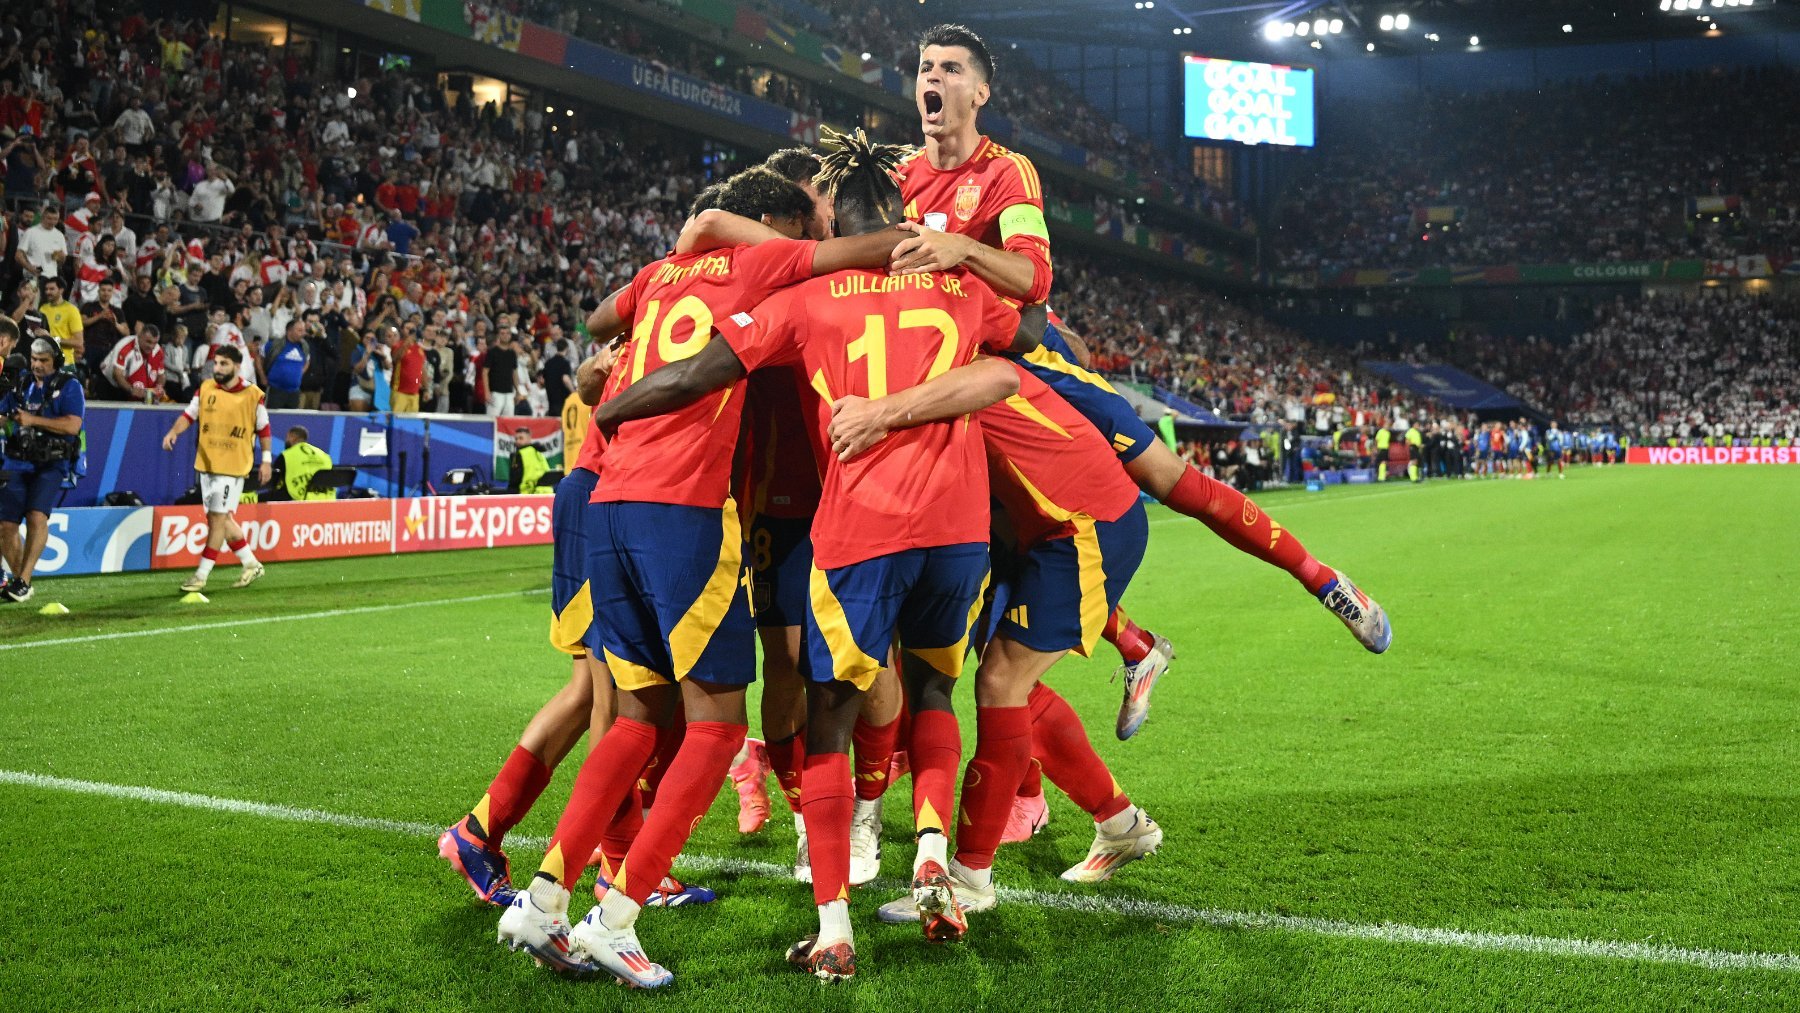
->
xmin=1 ymin=3 xmax=711 ymax=416
xmin=1444 ymin=292 xmax=1800 ymax=442
xmin=1275 ymin=67 xmax=1800 ymax=273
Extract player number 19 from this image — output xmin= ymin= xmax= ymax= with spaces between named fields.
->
xmin=627 ymin=296 xmax=716 ymax=383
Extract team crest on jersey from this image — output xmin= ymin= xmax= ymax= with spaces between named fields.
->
xmin=954 ymin=184 xmax=982 ymax=222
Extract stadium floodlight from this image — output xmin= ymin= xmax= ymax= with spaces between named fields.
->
xmin=1394 ymin=13 xmax=1410 ymax=29
xmin=1283 ymin=21 xmax=1297 ymax=36
xmin=1330 ymin=19 xmax=1344 ymax=33
xmin=1366 ymin=42 xmax=1375 ymax=50
xmin=1296 ymin=20 xmax=1310 ymax=35
xmin=346 ymin=86 xmax=357 ymax=98
xmin=1183 ymin=26 xmax=1192 ymax=33
xmin=1312 ymin=18 xmax=1329 ymax=34
xmin=1264 ymin=21 xmax=1284 ymax=39
xmin=1379 ymin=13 xmax=1395 ymax=29
xmin=1563 ymin=23 xmax=1574 ymax=32
xmin=1469 ymin=35 xmax=1479 ymax=45
xmin=1712 ymin=0 xmax=1723 ymax=6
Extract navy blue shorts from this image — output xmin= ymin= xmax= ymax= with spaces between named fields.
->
xmin=804 ymin=542 xmax=989 ymax=691
xmin=587 ymin=498 xmax=755 ymax=691
xmin=549 ymin=468 xmax=598 ymax=656
xmin=1011 ymin=323 xmax=1158 ymax=464
xmin=0 ymin=468 xmax=63 ymax=523
xmin=990 ymin=503 xmax=1148 ymax=657
xmin=750 ymin=514 xmax=812 ymax=629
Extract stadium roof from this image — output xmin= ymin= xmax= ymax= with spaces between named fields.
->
xmin=955 ymin=0 xmax=1800 ymax=53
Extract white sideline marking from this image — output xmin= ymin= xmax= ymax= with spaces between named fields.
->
xmin=0 ymin=589 xmax=548 ymax=652
xmin=1147 ymin=482 xmax=1464 ymax=526
xmin=3 ymin=769 xmax=1795 ymax=974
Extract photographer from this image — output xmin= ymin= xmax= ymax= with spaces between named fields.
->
xmin=0 ymin=338 xmax=85 ymax=603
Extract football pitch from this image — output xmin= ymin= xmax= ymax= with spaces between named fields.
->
xmin=3 ymin=466 xmax=1796 ymax=1011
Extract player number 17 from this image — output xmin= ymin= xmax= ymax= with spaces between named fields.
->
xmin=846 ymin=308 xmax=960 ymax=399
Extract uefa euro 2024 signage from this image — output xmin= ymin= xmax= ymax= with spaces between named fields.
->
xmin=1183 ymin=56 xmax=1316 ymax=148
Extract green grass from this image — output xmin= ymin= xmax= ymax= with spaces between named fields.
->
xmin=3 ymin=467 xmax=1798 ymax=1011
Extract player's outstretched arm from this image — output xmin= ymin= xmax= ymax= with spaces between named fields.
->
xmin=675 ymin=210 xmax=784 ymax=254
xmin=827 ymin=356 xmax=1020 ymax=462
xmin=591 ymin=340 xmax=748 ymax=432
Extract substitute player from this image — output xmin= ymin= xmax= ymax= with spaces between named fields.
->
xmin=886 ymin=24 xmax=1390 ymax=696
xmin=498 ymin=167 xmax=918 ymax=988
xmin=584 ymin=130 xmax=1039 ymax=981
xmin=160 ymin=345 xmax=268 ymax=592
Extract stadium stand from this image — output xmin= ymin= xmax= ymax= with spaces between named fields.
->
xmin=1273 ymin=67 xmax=1800 ymax=272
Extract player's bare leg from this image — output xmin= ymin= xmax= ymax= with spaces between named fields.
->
xmin=579 ymin=679 xmax=747 ymax=988
xmin=1125 ymin=441 xmax=1390 ymax=654
xmin=180 ymin=512 xmax=236 ymax=592
xmin=443 ymin=655 xmax=599 ymax=905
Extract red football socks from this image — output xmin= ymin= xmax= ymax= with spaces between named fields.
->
xmin=852 ymin=712 xmax=902 ymax=802
xmin=1162 ymin=466 xmax=1330 ymax=594
xmin=1027 ymin=684 xmax=1129 ymax=822
xmin=538 ymin=716 xmax=658 ymax=889
xmin=1103 ymin=608 xmax=1154 ymax=666
xmin=910 ymin=709 xmax=962 ymax=836
xmin=616 ymin=721 xmax=745 ymax=908
xmin=1016 ymin=756 xmax=1044 ymax=799
xmin=766 ymin=733 xmax=806 ymax=814
xmin=597 ymin=788 xmax=643 ymax=879
xmin=952 ymin=706 xmax=1032 ymax=871
xmin=800 ymin=751 xmax=854 ymax=905
xmin=638 ymin=717 xmax=686 ymax=809
xmin=471 ymin=745 xmax=552 ymax=848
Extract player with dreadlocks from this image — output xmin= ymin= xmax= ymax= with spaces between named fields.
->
xmin=586 ymin=127 xmax=1045 ymax=981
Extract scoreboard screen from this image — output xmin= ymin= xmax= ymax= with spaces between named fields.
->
xmin=1183 ymin=55 xmax=1315 ymax=148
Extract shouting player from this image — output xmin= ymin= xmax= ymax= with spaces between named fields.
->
xmin=888 ymin=24 xmax=1391 ymax=729
xmin=160 ymin=345 xmax=269 ymax=592
xmin=585 ymin=129 xmax=1041 ymax=981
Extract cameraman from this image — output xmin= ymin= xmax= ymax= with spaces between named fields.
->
xmin=0 ymin=339 xmax=86 ymax=603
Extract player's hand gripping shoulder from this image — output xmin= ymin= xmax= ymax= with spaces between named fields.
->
xmin=888 ymin=220 xmax=979 ymax=276
xmin=575 ymin=340 xmax=620 ymax=406
xmin=827 ymin=356 xmax=1020 ymax=462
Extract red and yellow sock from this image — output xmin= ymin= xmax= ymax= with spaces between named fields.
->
xmin=952 ymin=705 xmax=1032 ymax=871
xmin=616 ymin=722 xmax=745 ymax=908
xmin=538 ymin=716 xmax=657 ymax=890
xmin=638 ymin=716 xmax=686 ymax=810
xmin=1102 ymin=608 xmax=1154 ymax=666
xmin=851 ymin=711 xmax=902 ymax=802
xmin=1161 ymin=466 xmax=1330 ymax=594
xmin=1028 ymin=684 xmax=1130 ymax=822
xmin=800 ymin=751 xmax=853 ymax=906
xmin=469 ymin=744 xmax=552 ymax=848
xmin=909 ymin=709 xmax=962 ymax=837
xmin=766 ymin=732 xmax=806 ymax=814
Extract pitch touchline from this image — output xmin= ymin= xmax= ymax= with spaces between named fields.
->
xmin=2 ymin=770 xmax=1791 ymax=974
xmin=0 ymin=589 xmax=549 ymax=651
xmin=1147 ymin=481 xmax=1472 ymax=526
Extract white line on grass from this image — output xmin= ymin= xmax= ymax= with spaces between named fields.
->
xmin=0 ymin=589 xmax=548 ymax=652
xmin=1148 ymin=482 xmax=1467 ymax=526
xmin=3 ymin=769 xmax=1794 ymax=974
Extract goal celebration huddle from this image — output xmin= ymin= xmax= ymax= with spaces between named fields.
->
xmin=436 ymin=24 xmax=1390 ymax=987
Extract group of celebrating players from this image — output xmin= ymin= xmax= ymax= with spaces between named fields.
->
xmin=435 ymin=24 xmax=1391 ymax=987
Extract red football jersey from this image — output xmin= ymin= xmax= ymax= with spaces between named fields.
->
xmin=592 ymin=239 xmax=818 ymax=508
xmin=718 ymin=267 xmax=1023 ymax=568
xmin=979 ymin=363 xmax=1141 ymax=548
xmin=898 ymin=136 xmax=1052 ymax=303
xmin=744 ymin=367 xmax=821 ymax=519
